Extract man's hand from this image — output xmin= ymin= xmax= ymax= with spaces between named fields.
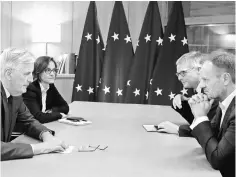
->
xmin=188 ymin=93 xmax=214 ymax=118
xmin=173 ymin=94 xmax=189 ymax=109
xmin=31 ymin=140 xmax=68 ymax=155
xmin=31 ymin=131 xmax=68 ymax=155
xmin=157 ymin=121 xmax=179 ymax=135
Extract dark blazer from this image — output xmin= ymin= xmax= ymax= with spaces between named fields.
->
xmin=22 ymin=80 xmax=69 ymax=123
xmin=1 ymin=83 xmax=54 ymax=161
xmin=191 ymin=98 xmax=235 ymax=177
xmin=172 ymin=99 xmax=218 ymax=137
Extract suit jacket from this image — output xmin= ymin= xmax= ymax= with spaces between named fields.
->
xmin=191 ymin=98 xmax=235 ymax=177
xmin=173 ymin=99 xmax=218 ymax=137
xmin=1 ymin=83 xmax=54 ymax=161
xmin=22 ymin=80 xmax=69 ymax=123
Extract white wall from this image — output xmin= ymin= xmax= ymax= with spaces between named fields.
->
xmin=1 ymin=1 xmax=73 ymax=58
xmin=1 ymin=1 xmax=163 ymax=57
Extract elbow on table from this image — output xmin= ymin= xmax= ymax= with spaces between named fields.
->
xmin=209 ymin=155 xmax=226 ymax=170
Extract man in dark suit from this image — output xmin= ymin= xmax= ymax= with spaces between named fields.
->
xmin=157 ymin=51 xmax=218 ymax=136
xmin=188 ymin=50 xmax=235 ymax=177
xmin=1 ymin=48 xmax=68 ymax=161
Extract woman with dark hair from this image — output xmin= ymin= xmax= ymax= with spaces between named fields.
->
xmin=22 ymin=56 xmax=69 ymax=123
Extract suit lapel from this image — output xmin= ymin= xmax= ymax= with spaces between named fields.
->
xmin=218 ymin=97 xmax=235 ymax=139
xmin=7 ymin=96 xmax=21 ymax=141
xmin=1 ymin=83 xmax=11 ymax=141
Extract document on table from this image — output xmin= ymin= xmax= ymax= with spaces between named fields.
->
xmin=143 ymin=125 xmax=160 ymax=132
xmin=58 ymin=117 xmax=92 ymax=126
xmin=59 ymin=146 xmax=76 ymax=154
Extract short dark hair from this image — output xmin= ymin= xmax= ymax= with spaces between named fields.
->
xmin=207 ymin=50 xmax=235 ymax=83
xmin=33 ymin=56 xmax=57 ymax=81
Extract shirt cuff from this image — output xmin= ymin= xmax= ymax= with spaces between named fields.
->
xmin=39 ymin=130 xmax=53 ymax=141
xmin=30 ymin=144 xmax=35 ymax=155
xmin=190 ymin=116 xmax=209 ymax=130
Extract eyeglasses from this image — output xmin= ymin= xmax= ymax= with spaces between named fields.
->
xmin=78 ymin=145 xmax=108 ymax=152
xmin=176 ymin=67 xmax=195 ymax=77
xmin=44 ymin=68 xmax=58 ymax=75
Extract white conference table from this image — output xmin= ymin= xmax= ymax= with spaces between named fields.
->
xmin=2 ymin=101 xmax=220 ymax=177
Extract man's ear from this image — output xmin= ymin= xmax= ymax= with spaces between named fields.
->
xmin=4 ymin=68 xmax=13 ymax=81
xmin=222 ymin=72 xmax=231 ymax=85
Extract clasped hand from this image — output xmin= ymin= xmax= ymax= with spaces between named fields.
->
xmin=188 ymin=93 xmax=214 ymax=118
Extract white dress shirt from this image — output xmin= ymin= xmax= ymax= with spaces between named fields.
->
xmin=190 ymin=89 xmax=236 ymax=130
xmin=39 ymin=82 xmax=50 ymax=112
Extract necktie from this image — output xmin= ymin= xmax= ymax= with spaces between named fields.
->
xmin=8 ymin=96 xmax=13 ymax=105
xmin=215 ymin=106 xmax=222 ymax=130
xmin=7 ymin=96 xmax=13 ymax=122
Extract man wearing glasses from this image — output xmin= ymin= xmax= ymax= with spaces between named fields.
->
xmin=157 ymin=51 xmax=218 ymax=136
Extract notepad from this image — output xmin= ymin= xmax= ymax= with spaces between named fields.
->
xmin=143 ymin=125 xmax=160 ymax=132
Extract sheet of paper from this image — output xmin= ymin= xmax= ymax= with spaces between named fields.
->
xmin=59 ymin=146 xmax=75 ymax=154
xmin=143 ymin=125 xmax=158 ymax=132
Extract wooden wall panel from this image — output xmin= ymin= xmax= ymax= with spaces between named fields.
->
xmin=168 ymin=1 xmax=235 ymax=18
xmin=1 ymin=2 xmax=11 ymax=50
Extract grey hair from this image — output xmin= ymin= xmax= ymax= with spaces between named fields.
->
xmin=207 ymin=50 xmax=235 ymax=83
xmin=176 ymin=51 xmax=207 ymax=69
xmin=0 ymin=47 xmax=36 ymax=76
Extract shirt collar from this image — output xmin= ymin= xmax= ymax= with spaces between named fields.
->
xmin=195 ymin=84 xmax=201 ymax=94
xmin=219 ymin=89 xmax=236 ymax=111
xmin=39 ymin=82 xmax=50 ymax=93
xmin=2 ymin=83 xmax=10 ymax=99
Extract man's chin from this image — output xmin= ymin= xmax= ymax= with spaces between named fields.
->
xmin=182 ymin=83 xmax=190 ymax=88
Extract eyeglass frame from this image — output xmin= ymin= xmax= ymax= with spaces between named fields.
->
xmin=176 ymin=67 xmax=199 ymax=77
xmin=78 ymin=145 xmax=108 ymax=152
xmin=44 ymin=68 xmax=59 ymax=75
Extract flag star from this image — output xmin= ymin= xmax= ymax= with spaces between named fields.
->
xmin=85 ymin=33 xmax=92 ymax=41
xmin=99 ymin=78 xmax=102 ymax=83
xmin=137 ymin=40 xmax=139 ymax=46
xmin=144 ymin=34 xmax=151 ymax=42
xmin=96 ymin=36 xmax=100 ymax=44
xmin=168 ymin=92 xmax=176 ymax=100
xmin=133 ymin=88 xmax=140 ymax=97
xmin=127 ymin=80 xmax=131 ymax=86
xmin=154 ymin=87 xmax=162 ymax=96
xmin=156 ymin=37 xmax=163 ymax=45
xmin=180 ymin=88 xmax=188 ymax=95
xmin=102 ymin=46 xmax=106 ymax=51
xmin=111 ymin=32 xmax=119 ymax=41
xmin=145 ymin=91 xmax=149 ymax=100
xmin=124 ymin=35 xmax=131 ymax=43
xmin=76 ymin=84 xmax=82 ymax=92
xmin=181 ymin=37 xmax=188 ymax=46
xmin=168 ymin=33 xmax=176 ymax=42
xmin=87 ymin=87 xmax=94 ymax=94
xmin=150 ymin=79 xmax=153 ymax=85
xmin=116 ymin=88 xmax=123 ymax=96
xmin=103 ymin=86 xmax=110 ymax=94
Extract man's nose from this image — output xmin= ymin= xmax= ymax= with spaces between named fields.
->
xmin=178 ymin=75 xmax=183 ymax=81
xmin=198 ymin=80 xmax=205 ymax=89
xmin=28 ymin=73 xmax=33 ymax=83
